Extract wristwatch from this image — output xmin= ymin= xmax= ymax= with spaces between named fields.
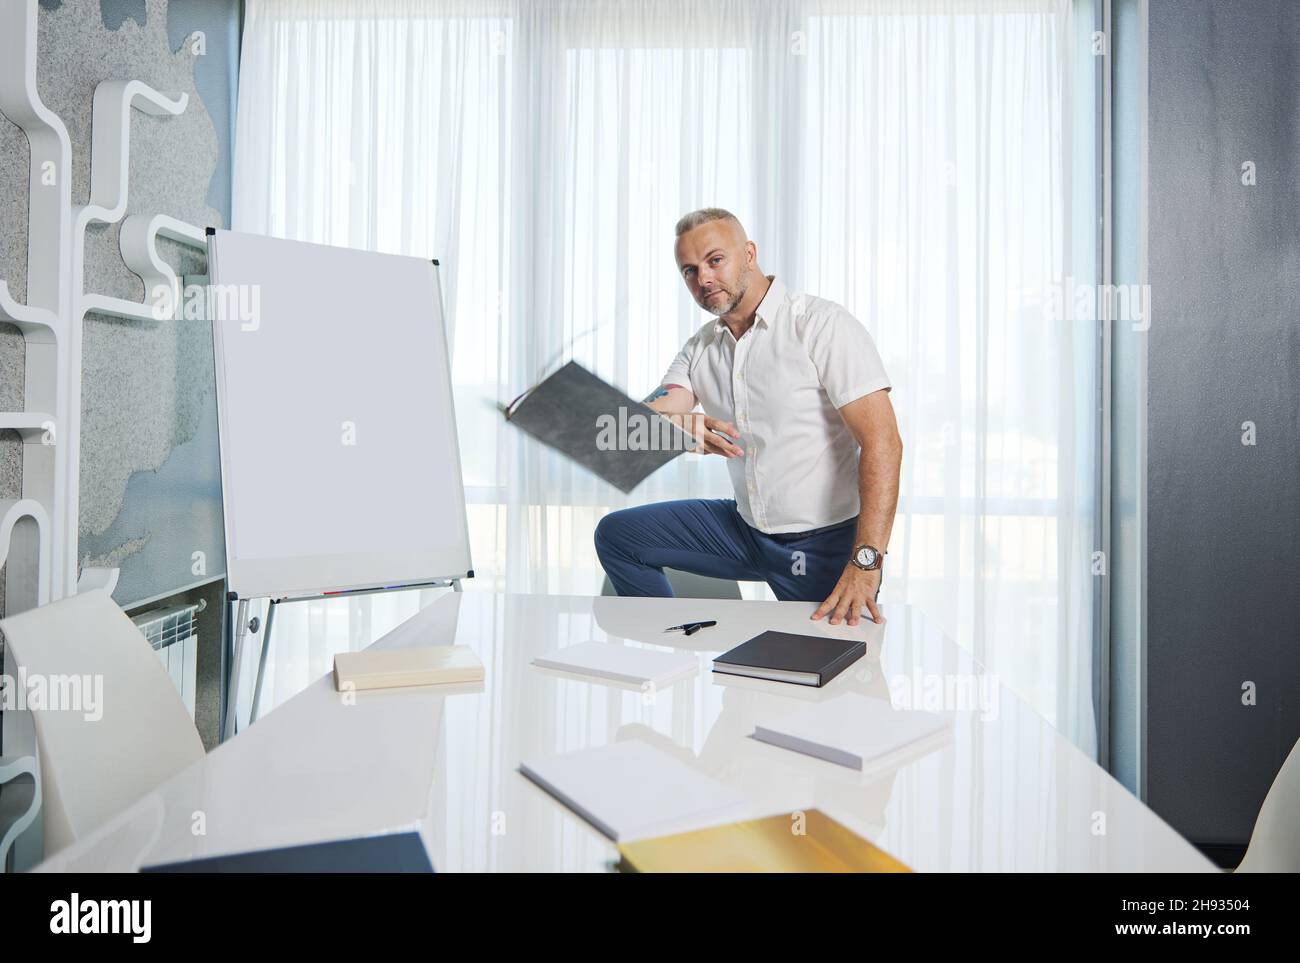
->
xmin=850 ymin=544 xmax=885 ymax=571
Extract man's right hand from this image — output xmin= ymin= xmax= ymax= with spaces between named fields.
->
xmin=669 ymin=414 xmax=744 ymax=458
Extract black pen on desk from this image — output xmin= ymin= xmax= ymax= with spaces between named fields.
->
xmin=664 ymin=620 xmax=717 ymax=635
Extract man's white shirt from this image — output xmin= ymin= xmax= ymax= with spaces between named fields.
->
xmin=661 ymin=275 xmax=891 ymax=534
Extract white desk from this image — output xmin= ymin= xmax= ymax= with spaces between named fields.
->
xmin=37 ymin=592 xmax=1213 ymax=872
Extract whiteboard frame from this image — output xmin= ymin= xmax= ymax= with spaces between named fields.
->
xmin=206 ymin=229 xmax=474 ymax=602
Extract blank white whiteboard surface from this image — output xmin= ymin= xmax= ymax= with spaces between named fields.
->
xmin=207 ymin=229 xmax=472 ymax=600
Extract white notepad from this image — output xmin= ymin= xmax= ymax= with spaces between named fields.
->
xmin=752 ymin=693 xmax=950 ymax=771
xmin=531 ymin=641 xmax=699 ymax=687
xmin=519 ymin=740 xmax=750 ymax=842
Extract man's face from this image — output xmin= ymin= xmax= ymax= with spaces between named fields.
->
xmin=674 ymin=219 xmax=754 ymax=317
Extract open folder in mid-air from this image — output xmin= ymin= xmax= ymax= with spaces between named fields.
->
xmin=503 ymin=361 xmax=697 ymax=493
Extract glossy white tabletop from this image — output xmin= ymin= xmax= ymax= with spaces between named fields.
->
xmin=38 ymin=592 xmax=1214 ymax=872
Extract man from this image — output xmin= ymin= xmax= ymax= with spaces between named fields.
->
xmin=594 ymin=208 xmax=902 ymax=627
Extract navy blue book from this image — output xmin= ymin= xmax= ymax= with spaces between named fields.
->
xmin=713 ymin=631 xmax=866 ymax=687
xmin=141 ymin=831 xmax=433 ymax=874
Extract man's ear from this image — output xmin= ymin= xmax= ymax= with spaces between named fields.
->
xmin=746 ymin=239 xmax=757 ymax=266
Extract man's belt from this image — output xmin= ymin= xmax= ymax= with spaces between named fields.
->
xmin=763 ymin=517 xmax=858 ymax=543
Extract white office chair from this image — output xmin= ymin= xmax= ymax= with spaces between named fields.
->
xmin=0 ymin=589 xmax=204 ymax=859
xmin=1236 ymin=735 xmax=1300 ymax=872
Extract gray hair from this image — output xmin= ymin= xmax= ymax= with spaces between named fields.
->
xmin=674 ymin=207 xmax=746 ymax=238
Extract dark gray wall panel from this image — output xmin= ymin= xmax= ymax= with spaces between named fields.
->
xmin=1148 ymin=0 xmax=1300 ymax=846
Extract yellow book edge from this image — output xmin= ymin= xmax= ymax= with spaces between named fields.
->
xmin=617 ymin=809 xmax=912 ymax=873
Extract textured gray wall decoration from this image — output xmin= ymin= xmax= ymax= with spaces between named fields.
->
xmin=1 ymin=0 xmax=238 ymax=610
xmin=1148 ymin=0 xmax=1300 ymax=848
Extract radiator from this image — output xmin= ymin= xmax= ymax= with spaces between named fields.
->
xmin=131 ymin=600 xmax=202 ymax=719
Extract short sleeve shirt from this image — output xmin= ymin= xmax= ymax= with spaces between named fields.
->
xmin=662 ymin=275 xmax=891 ymax=534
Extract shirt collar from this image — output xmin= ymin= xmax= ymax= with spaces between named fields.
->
xmin=713 ymin=275 xmax=786 ymax=341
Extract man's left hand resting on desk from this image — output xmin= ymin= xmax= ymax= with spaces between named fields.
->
xmin=809 ymin=391 xmax=901 ymax=626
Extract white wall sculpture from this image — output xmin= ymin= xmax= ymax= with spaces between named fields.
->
xmin=0 ymin=0 xmax=207 ymax=613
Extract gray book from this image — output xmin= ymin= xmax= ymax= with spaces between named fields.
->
xmin=504 ymin=361 xmax=696 ymax=493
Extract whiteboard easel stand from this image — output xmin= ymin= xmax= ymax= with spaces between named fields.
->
xmin=222 ymin=571 xmax=471 ymax=742
xmin=206 ymin=228 xmax=475 ymax=742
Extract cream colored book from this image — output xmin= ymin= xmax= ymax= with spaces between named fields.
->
xmin=333 ymin=645 xmax=483 ymax=691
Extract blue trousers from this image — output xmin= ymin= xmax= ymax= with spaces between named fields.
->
xmin=594 ymin=498 xmax=859 ymax=602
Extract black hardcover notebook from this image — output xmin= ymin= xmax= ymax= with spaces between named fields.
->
xmin=713 ymin=631 xmax=866 ymax=687
xmin=140 ymin=831 xmax=434 ymax=874
xmin=504 ymin=361 xmax=696 ymax=493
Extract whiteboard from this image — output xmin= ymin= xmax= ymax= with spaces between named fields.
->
xmin=207 ymin=229 xmax=473 ymax=600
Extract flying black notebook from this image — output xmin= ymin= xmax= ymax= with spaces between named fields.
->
xmin=713 ymin=631 xmax=866 ymax=687
xmin=504 ymin=361 xmax=696 ymax=493
xmin=140 ymin=831 xmax=434 ymax=874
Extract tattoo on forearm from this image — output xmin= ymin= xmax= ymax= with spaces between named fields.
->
xmin=643 ymin=384 xmax=684 ymax=404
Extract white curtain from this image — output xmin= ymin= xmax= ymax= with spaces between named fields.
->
xmin=234 ymin=0 xmax=1100 ymax=756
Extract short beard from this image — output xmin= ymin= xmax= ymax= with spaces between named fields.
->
xmin=703 ymin=261 xmax=751 ymax=317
